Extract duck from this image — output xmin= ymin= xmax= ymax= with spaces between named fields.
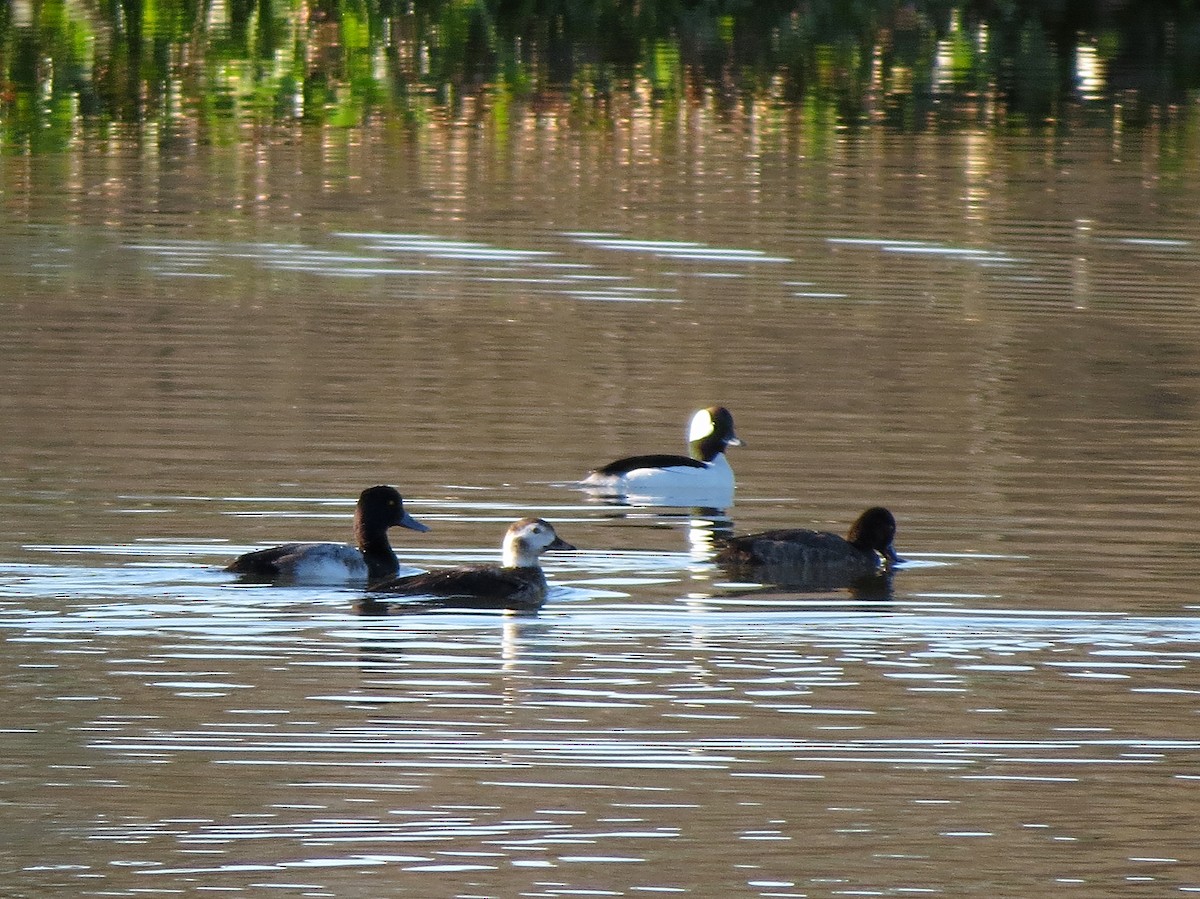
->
xmin=716 ymin=507 xmax=901 ymax=590
xmin=359 ymin=518 xmax=575 ymax=612
xmin=579 ymin=406 xmax=744 ymax=506
xmin=225 ymin=485 xmax=429 ymax=585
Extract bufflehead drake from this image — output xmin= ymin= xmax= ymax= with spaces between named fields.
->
xmin=716 ymin=506 xmax=901 ymax=588
xmin=581 ymin=406 xmax=744 ymax=506
xmin=225 ymin=485 xmax=429 ymax=585
xmin=360 ymin=518 xmax=575 ymax=612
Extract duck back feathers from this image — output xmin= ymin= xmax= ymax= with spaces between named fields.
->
xmin=717 ymin=507 xmax=900 ymax=588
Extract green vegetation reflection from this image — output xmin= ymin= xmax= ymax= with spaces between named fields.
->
xmin=1 ymin=0 xmax=1198 ymax=149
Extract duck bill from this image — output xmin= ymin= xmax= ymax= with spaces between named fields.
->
xmin=882 ymin=544 xmax=902 ymax=565
xmin=547 ymin=536 xmax=576 ymax=551
xmin=726 ymin=433 xmax=745 ymax=448
xmin=401 ymin=512 xmax=431 ymax=532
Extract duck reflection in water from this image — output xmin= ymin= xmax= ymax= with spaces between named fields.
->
xmin=356 ymin=518 xmax=575 ymax=614
xmin=350 ymin=618 xmax=558 ymax=696
xmin=715 ymin=507 xmax=902 ymax=599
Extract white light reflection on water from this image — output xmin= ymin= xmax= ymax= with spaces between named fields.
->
xmin=9 ymin=555 xmax=1200 ymax=897
xmin=125 ymin=229 xmax=821 ymax=306
xmin=826 ymin=236 xmax=1021 ymax=268
xmin=126 ymin=233 xmax=700 ymax=304
xmin=567 ymin=233 xmax=794 ymax=264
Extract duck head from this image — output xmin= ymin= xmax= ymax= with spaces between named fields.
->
xmin=846 ymin=506 xmax=901 ymax=564
xmin=688 ymin=406 xmax=745 ymax=462
xmin=502 ymin=518 xmax=576 ymax=568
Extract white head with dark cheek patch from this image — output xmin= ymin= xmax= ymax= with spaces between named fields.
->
xmin=502 ymin=518 xmax=576 ymax=568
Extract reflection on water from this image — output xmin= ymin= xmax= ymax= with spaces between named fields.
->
xmin=4 ymin=113 xmax=1200 ymax=895
xmin=4 ymin=485 xmax=1200 ymax=897
xmin=4 ymin=0 xmax=1199 ymax=150
xmin=6 ymin=535 xmax=1200 ymax=894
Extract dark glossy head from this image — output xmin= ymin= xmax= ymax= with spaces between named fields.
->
xmin=357 ymin=485 xmax=430 ymax=533
xmin=845 ymin=506 xmax=900 ymax=563
xmin=688 ymin=406 xmax=745 ymax=462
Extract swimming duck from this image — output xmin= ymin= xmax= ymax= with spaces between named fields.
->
xmin=580 ymin=406 xmax=744 ymax=505
xmin=225 ymin=485 xmax=429 ymax=585
xmin=716 ymin=507 xmax=900 ymax=589
xmin=360 ymin=518 xmax=575 ymax=612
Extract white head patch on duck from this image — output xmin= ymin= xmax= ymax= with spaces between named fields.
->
xmin=502 ymin=517 xmax=575 ymax=568
xmin=688 ymin=406 xmax=744 ymax=462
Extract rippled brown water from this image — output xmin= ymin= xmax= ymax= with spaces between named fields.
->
xmin=3 ymin=117 xmax=1200 ymax=896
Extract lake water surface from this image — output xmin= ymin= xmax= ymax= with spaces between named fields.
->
xmin=3 ymin=115 xmax=1200 ymax=896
